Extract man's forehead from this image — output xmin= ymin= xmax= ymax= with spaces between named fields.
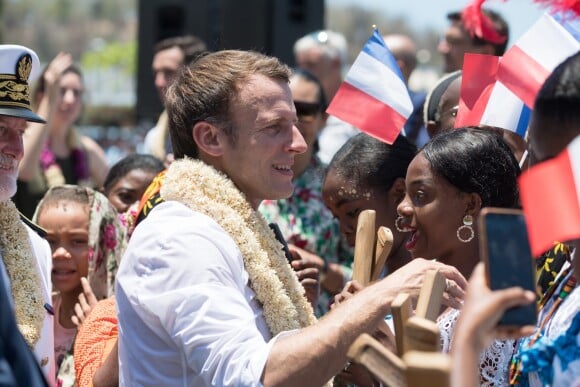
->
xmin=0 ymin=115 xmax=26 ymax=129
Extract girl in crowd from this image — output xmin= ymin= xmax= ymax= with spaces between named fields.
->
xmin=102 ymin=153 xmax=165 ymax=238
xmin=102 ymin=154 xmax=165 ymax=214
xmin=71 ymin=155 xmax=164 ymax=386
xmin=15 ymin=53 xmax=109 ymax=218
xmin=322 ymin=133 xmax=417 ymax=275
xmin=33 ymin=185 xmax=125 ymax=385
xmin=396 ymin=127 xmax=521 ymax=385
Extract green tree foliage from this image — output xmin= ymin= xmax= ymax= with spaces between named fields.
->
xmin=81 ymin=41 xmax=136 ymax=75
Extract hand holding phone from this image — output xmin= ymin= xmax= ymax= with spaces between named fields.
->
xmin=478 ymin=208 xmax=538 ymax=326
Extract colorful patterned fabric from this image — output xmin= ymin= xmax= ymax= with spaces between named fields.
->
xmin=134 ymin=170 xmax=166 ymax=226
xmin=85 ymin=188 xmax=127 ymax=300
xmin=510 ymin=259 xmax=577 ymax=386
xmin=259 ymin=156 xmax=353 ymax=316
xmin=536 ymin=242 xmax=571 ymax=296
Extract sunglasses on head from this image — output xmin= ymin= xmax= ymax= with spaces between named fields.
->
xmin=294 ymin=101 xmax=322 ymax=118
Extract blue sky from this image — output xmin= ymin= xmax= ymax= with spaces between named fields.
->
xmin=326 ymin=0 xmax=547 ymax=45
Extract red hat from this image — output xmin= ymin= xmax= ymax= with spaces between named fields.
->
xmin=461 ymin=0 xmax=508 ymax=44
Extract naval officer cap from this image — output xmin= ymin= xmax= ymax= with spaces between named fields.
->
xmin=0 ymin=44 xmax=45 ymax=123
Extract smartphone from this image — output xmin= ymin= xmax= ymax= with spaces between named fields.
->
xmin=478 ymin=208 xmax=537 ymax=326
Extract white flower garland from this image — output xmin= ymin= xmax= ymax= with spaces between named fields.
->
xmin=161 ymin=158 xmax=317 ymax=336
xmin=0 ymin=200 xmax=44 ymax=347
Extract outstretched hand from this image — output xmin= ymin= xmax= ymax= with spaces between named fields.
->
xmin=71 ymin=277 xmax=98 ymax=327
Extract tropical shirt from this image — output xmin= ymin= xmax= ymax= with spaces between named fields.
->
xmin=259 ymin=156 xmax=353 ymax=316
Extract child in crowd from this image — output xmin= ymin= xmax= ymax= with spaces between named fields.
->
xmin=102 ymin=154 xmax=165 ymax=214
xmin=322 ymin=133 xmax=417 ymax=275
xmin=33 ymin=185 xmax=125 ymax=384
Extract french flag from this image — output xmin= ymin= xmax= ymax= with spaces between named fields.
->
xmin=455 ymin=53 xmax=530 ymax=137
xmin=497 ymin=13 xmax=579 ymax=109
xmin=326 ymin=28 xmax=413 ymax=144
xmin=519 ymin=135 xmax=580 ymax=257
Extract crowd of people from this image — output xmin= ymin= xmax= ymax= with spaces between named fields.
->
xmin=0 ymin=1 xmax=578 ymax=386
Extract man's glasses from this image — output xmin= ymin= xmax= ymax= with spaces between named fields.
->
xmin=295 ymin=101 xmax=322 ymax=123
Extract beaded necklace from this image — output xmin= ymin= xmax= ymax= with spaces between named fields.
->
xmin=509 ymin=266 xmax=577 ymax=386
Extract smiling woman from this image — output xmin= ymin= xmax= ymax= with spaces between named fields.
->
xmin=396 ymin=127 xmax=521 ymax=385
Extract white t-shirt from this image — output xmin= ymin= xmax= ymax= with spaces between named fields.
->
xmin=116 ymin=201 xmax=283 ymax=386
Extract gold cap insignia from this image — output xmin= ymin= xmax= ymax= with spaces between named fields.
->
xmin=16 ymin=53 xmax=32 ymax=82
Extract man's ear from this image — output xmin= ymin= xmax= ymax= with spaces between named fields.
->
xmin=192 ymin=121 xmax=224 ymax=157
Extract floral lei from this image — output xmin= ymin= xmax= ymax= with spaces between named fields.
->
xmin=160 ymin=158 xmax=317 ymax=336
xmin=0 ymin=200 xmax=44 ymax=347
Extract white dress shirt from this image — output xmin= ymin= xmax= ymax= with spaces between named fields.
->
xmin=116 ymin=201 xmax=284 ymax=386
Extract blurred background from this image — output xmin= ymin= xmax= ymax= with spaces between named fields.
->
xmin=1 ymin=0 xmax=544 ymax=163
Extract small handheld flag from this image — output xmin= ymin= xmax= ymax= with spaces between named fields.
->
xmin=326 ymin=27 xmax=413 ymax=145
xmin=456 ymin=53 xmax=530 ymax=137
xmin=519 ymin=135 xmax=580 ymax=257
xmin=497 ymin=13 xmax=580 ymax=108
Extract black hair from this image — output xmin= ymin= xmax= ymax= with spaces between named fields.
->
xmin=326 ymin=133 xmax=417 ymax=193
xmin=534 ymin=51 xmax=580 ymax=134
xmin=424 ymin=70 xmax=462 ymax=123
xmin=422 ymin=127 xmax=520 ymax=208
xmin=292 ymin=68 xmax=328 ymax=111
xmin=447 ymin=9 xmax=509 ymax=55
xmin=103 ymin=154 xmax=165 ymax=195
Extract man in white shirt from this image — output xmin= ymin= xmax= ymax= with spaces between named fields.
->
xmin=0 ymin=44 xmax=54 ymax=384
xmin=116 ymin=49 xmax=466 ymax=386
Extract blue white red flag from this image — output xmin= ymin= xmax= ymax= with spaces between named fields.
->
xmin=326 ymin=28 xmax=413 ymax=144
xmin=553 ymin=11 xmax=580 ymax=41
xmin=497 ymin=13 xmax=579 ymax=108
xmin=455 ymin=53 xmax=530 ymax=137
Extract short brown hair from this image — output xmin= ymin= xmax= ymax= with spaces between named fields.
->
xmin=154 ymin=35 xmax=207 ymax=66
xmin=166 ymin=50 xmax=291 ymax=159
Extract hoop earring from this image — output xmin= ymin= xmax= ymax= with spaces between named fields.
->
xmin=457 ymin=215 xmax=474 ymax=243
xmin=395 ymin=215 xmax=408 ymax=233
